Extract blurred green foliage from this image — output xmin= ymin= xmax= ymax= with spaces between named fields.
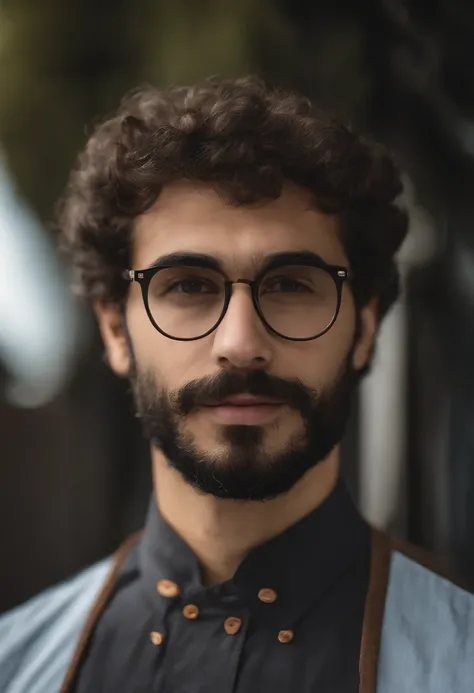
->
xmin=0 ymin=0 xmax=287 ymax=220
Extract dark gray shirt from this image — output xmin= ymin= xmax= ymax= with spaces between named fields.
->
xmin=75 ymin=480 xmax=370 ymax=692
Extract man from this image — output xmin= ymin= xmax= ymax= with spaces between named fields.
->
xmin=1 ymin=76 xmax=473 ymax=693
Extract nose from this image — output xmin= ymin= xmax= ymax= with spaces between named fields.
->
xmin=211 ymin=284 xmax=273 ymax=371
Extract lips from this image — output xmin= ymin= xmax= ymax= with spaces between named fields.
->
xmin=203 ymin=395 xmax=285 ymax=425
xmin=207 ymin=394 xmax=283 ymax=407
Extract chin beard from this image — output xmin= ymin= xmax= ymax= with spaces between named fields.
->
xmin=131 ymin=359 xmax=357 ymax=501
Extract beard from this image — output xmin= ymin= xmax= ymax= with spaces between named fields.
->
xmin=130 ymin=357 xmax=357 ymax=501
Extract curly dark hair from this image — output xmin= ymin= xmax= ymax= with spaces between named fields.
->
xmin=56 ymin=76 xmax=408 ymax=321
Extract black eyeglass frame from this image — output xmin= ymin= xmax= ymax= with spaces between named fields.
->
xmin=122 ymin=258 xmax=351 ymax=342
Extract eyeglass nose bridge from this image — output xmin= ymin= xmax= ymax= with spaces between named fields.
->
xmin=220 ymin=278 xmax=274 ymax=339
xmin=220 ymin=278 xmax=265 ymax=325
xmin=223 ymin=278 xmax=259 ymax=297
xmin=223 ymin=278 xmax=260 ymax=305
xmin=230 ymin=279 xmax=255 ymax=287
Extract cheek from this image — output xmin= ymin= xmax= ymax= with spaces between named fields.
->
xmin=127 ymin=304 xmax=215 ymax=386
xmin=280 ymin=308 xmax=355 ymax=385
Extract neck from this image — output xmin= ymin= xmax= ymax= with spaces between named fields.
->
xmin=152 ymin=448 xmax=340 ymax=585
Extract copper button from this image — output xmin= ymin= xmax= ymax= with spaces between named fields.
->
xmin=258 ymin=587 xmax=278 ymax=604
xmin=182 ymin=604 xmax=200 ymax=620
xmin=278 ymin=629 xmax=294 ymax=644
xmin=150 ymin=631 xmax=164 ymax=646
xmin=224 ymin=617 xmax=242 ymax=635
xmin=157 ymin=579 xmax=180 ymax=598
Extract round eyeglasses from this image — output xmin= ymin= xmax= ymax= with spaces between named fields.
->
xmin=123 ymin=259 xmax=350 ymax=342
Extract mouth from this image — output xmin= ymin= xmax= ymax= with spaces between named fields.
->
xmin=203 ymin=394 xmax=286 ymax=425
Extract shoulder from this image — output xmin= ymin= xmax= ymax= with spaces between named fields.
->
xmin=387 ymin=537 xmax=474 ymax=624
xmin=379 ymin=538 xmax=474 ymax=692
xmin=0 ymin=558 xmax=113 ymax=693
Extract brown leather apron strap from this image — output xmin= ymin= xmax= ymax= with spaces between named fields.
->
xmin=60 ymin=532 xmax=141 ymax=693
xmin=359 ymin=528 xmax=392 ymax=693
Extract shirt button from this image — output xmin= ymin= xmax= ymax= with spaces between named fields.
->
xmin=258 ymin=588 xmax=278 ymax=604
xmin=182 ymin=604 xmax=200 ymax=620
xmin=157 ymin=579 xmax=180 ymax=598
xmin=150 ymin=631 xmax=164 ymax=646
xmin=278 ymin=629 xmax=294 ymax=644
xmin=224 ymin=617 xmax=242 ymax=635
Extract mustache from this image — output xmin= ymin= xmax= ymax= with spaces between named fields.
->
xmin=175 ymin=370 xmax=317 ymax=417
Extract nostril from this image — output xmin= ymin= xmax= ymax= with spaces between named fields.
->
xmin=217 ymin=355 xmax=268 ymax=369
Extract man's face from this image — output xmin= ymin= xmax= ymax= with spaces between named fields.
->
xmin=99 ymin=182 xmax=375 ymax=500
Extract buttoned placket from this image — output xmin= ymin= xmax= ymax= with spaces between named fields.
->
xmin=151 ymin=573 xmax=297 ymax=665
xmin=151 ymin=579 xmax=251 ymax=692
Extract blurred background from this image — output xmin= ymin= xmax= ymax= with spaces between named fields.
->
xmin=1 ymin=0 xmax=474 ymax=612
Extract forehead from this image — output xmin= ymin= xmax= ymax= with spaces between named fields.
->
xmin=132 ymin=181 xmax=346 ymax=270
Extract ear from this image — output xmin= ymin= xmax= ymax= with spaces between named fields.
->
xmin=352 ymin=298 xmax=378 ymax=372
xmin=94 ymin=301 xmax=131 ymax=377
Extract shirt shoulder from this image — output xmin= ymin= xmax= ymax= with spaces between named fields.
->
xmin=0 ymin=558 xmax=113 ymax=693
xmin=378 ymin=542 xmax=474 ymax=693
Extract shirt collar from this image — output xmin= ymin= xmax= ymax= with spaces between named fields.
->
xmin=138 ymin=478 xmax=369 ymax=630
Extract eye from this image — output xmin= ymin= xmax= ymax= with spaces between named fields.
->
xmin=261 ymin=276 xmax=312 ymax=293
xmin=165 ymin=278 xmax=219 ymax=295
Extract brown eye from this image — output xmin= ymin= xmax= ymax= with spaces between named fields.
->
xmin=262 ymin=276 xmax=311 ymax=294
xmin=165 ymin=278 xmax=218 ymax=295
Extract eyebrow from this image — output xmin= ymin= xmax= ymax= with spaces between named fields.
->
xmin=146 ymin=252 xmax=223 ymax=271
xmin=144 ymin=250 xmax=333 ymax=273
xmin=260 ymin=251 xmax=332 ymax=274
